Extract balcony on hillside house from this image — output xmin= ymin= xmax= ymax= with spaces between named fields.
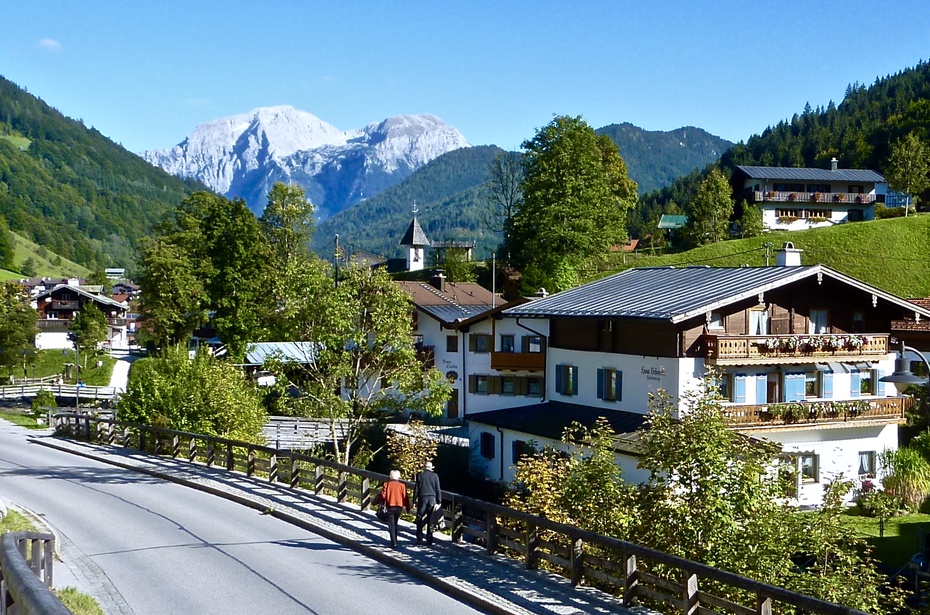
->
xmin=50 ymin=300 xmax=79 ymax=311
xmin=704 ymin=333 xmax=890 ymax=366
xmin=37 ymin=319 xmax=71 ymax=332
xmin=491 ymin=351 xmax=546 ymax=372
xmin=749 ymin=190 xmax=882 ymax=205
xmin=722 ymin=396 xmax=908 ymax=429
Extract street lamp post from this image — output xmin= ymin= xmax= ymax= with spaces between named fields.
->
xmin=880 ymin=341 xmax=930 ymax=394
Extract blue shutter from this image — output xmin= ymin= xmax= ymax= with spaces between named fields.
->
xmin=876 ymin=369 xmax=887 ymax=396
xmin=734 ymin=374 xmax=746 ymax=403
xmin=822 ymin=371 xmax=833 ymax=399
xmin=571 ymin=366 xmax=579 ymax=395
xmin=756 ymin=374 xmax=767 ymax=404
xmin=850 ymin=370 xmax=860 ymax=398
xmin=597 ymin=368 xmax=604 ymax=400
xmin=555 ymin=364 xmax=563 ymax=394
xmin=616 ymin=371 xmax=623 ymax=402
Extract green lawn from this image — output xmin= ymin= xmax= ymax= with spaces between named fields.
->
xmin=25 ymin=349 xmax=115 ymax=386
xmin=842 ymin=508 xmax=930 ymax=569
xmin=0 ymin=409 xmax=45 ymax=428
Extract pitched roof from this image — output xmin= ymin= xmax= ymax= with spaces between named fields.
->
xmin=505 ymin=265 xmax=930 ymax=323
xmin=399 ymin=216 xmax=430 ymax=247
xmin=736 ymin=165 xmax=884 ymax=183
xmin=244 ymin=341 xmax=320 ymax=366
xmin=35 ymin=284 xmax=128 ymax=309
xmin=658 ymin=214 xmax=688 ymax=229
xmin=467 ymin=400 xmax=648 ymax=443
xmin=397 ymin=280 xmax=500 ymax=325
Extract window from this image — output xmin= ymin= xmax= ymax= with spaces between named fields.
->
xmin=852 ymin=311 xmax=864 ymax=333
xmin=526 ymin=377 xmax=543 ymax=397
xmin=807 ymin=183 xmax=830 ymax=193
xmin=777 ymin=455 xmax=799 ymax=498
xmin=805 ymin=371 xmax=821 ymax=398
xmin=555 ymin=364 xmax=578 ymax=396
xmin=597 ymin=368 xmax=622 ymax=402
xmin=500 ymin=334 xmax=515 ymax=353
xmin=512 ymin=440 xmax=528 ymax=465
xmin=800 ymin=454 xmax=818 ymax=482
xmin=708 ymin=311 xmax=725 ymax=329
xmin=718 ymin=373 xmax=732 ymax=401
xmin=858 ymin=451 xmax=876 ymax=477
xmin=809 ymin=309 xmax=829 ymax=334
xmin=446 ymin=335 xmax=458 ymax=353
xmin=480 ymin=432 xmax=495 ymax=459
xmin=470 ymin=334 xmax=491 ymax=353
xmin=749 ymin=309 xmax=769 ymax=335
xmin=522 ymin=335 xmax=543 ymax=353
xmin=412 ymin=334 xmax=424 ymax=346
xmin=411 ymin=310 xmax=419 ymax=331
xmin=860 ymin=370 xmax=874 ymax=396
xmin=501 ymin=376 xmax=515 ymax=395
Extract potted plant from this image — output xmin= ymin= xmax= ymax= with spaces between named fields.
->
xmin=812 ymin=192 xmax=822 ymax=202
xmin=780 ymin=336 xmax=800 ymax=352
xmin=834 ymin=193 xmax=846 ymax=203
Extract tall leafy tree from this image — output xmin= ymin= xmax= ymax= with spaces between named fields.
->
xmin=68 ymin=303 xmax=107 ymax=372
xmin=512 ymin=115 xmax=637 ymax=292
xmin=884 ymin=131 xmax=930 ymax=216
xmin=0 ymin=283 xmax=37 ymax=377
xmin=138 ymin=238 xmax=207 ymax=347
xmin=272 ymin=266 xmax=450 ymax=466
xmin=260 ymin=182 xmax=316 ymax=268
xmin=683 ymin=168 xmax=734 ymax=247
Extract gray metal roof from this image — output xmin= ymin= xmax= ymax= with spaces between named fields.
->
xmin=244 ymin=341 xmax=320 ymax=366
xmin=419 ymin=304 xmax=495 ymax=325
xmin=736 ymin=165 xmax=884 ymax=183
xmin=505 ymin=265 xmax=930 ymax=324
xmin=399 ymin=216 xmax=430 ymax=246
xmin=467 ymin=401 xmax=648 ymax=441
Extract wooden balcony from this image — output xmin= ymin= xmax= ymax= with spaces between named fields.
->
xmin=36 ymin=319 xmax=70 ymax=332
xmin=491 ymin=351 xmax=545 ymax=372
xmin=704 ymin=333 xmax=890 ymax=365
xmin=722 ymin=396 xmax=908 ymax=428
xmin=51 ymin=300 xmax=79 ymax=310
xmin=751 ymin=190 xmax=880 ymax=205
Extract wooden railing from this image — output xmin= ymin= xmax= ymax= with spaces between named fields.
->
xmin=0 ymin=383 xmax=118 ymax=401
xmin=490 ymin=351 xmax=545 ymax=371
xmin=0 ymin=532 xmax=69 ymax=615
xmin=751 ymin=191 xmax=879 ymax=204
xmin=705 ymin=334 xmax=889 ymax=365
xmin=722 ymin=397 xmax=908 ymax=427
xmin=53 ymin=413 xmax=870 ymax=615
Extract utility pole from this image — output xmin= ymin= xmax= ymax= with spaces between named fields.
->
xmin=334 ymin=234 xmax=340 ymax=288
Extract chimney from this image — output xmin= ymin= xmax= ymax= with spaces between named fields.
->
xmin=430 ymin=271 xmax=447 ymax=292
xmin=775 ymin=242 xmax=803 ymax=267
xmin=830 ymin=157 xmax=838 ymax=172
xmin=536 ymin=287 xmax=549 ymax=298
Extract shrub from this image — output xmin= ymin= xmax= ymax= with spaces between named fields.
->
xmin=880 ymin=447 xmax=930 ymax=511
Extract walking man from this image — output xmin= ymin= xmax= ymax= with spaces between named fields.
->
xmin=413 ymin=461 xmax=442 ymax=546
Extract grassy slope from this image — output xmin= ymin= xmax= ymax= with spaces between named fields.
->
xmin=608 ymin=214 xmax=930 ymax=299
xmin=0 ymin=232 xmax=92 ymax=281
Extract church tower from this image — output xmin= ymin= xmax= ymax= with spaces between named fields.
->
xmin=399 ymin=204 xmax=430 ymax=272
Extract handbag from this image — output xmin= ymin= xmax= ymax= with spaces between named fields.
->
xmin=376 ymin=503 xmax=388 ymax=522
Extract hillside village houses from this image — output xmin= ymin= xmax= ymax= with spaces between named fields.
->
xmin=32 ymin=283 xmax=130 ymax=351
xmin=735 ymin=159 xmax=889 ymax=231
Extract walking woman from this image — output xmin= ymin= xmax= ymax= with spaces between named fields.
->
xmin=380 ymin=469 xmax=410 ymax=549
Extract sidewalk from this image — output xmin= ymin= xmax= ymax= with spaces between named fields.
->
xmin=31 ymin=435 xmax=647 ymax=615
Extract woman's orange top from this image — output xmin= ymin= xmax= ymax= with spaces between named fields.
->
xmin=381 ymin=480 xmax=410 ymax=509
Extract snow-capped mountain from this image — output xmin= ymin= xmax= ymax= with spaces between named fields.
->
xmin=141 ymin=106 xmax=470 ymax=218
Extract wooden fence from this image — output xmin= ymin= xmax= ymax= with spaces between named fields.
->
xmin=0 ymin=383 xmax=118 ymax=402
xmin=54 ymin=413 xmax=870 ymax=615
xmin=0 ymin=532 xmax=69 ymax=615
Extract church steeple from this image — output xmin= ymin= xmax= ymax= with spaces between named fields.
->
xmin=400 ymin=202 xmax=430 ymax=271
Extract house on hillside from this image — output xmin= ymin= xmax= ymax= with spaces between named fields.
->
xmin=735 ymin=159 xmax=886 ymax=231
xmin=466 ymin=245 xmax=930 ymax=507
xmin=33 ymin=284 xmax=129 ymax=350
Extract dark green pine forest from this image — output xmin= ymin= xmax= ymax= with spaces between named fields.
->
xmin=635 ymin=60 xmax=930 ymax=236
xmin=0 ymin=76 xmax=205 ymax=272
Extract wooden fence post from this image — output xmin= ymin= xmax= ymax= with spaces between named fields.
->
xmin=206 ymin=441 xmax=215 ymax=467
xmin=684 ymin=572 xmax=699 ymax=615
xmin=485 ymin=513 xmax=498 ymax=555
xmin=290 ymin=457 xmax=300 ymax=489
xmin=171 ymin=435 xmax=180 ymax=458
xmin=337 ymin=471 xmax=348 ymax=502
xmin=361 ymin=477 xmax=371 ymax=510
xmin=570 ymin=538 xmax=584 ymax=587
xmin=247 ymin=448 xmax=256 ymax=477
xmin=756 ymin=594 xmax=772 ymax=615
xmin=269 ymin=453 xmax=278 ymax=483
xmin=314 ymin=465 xmax=324 ymax=495
xmin=226 ymin=443 xmax=235 ymax=471
xmin=623 ymin=552 xmax=638 ymax=606
xmin=526 ymin=522 xmax=539 ymax=570
xmin=450 ymin=499 xmax=464 ymax=543
xmin=188 ymin=438 xmax=197 ymax=462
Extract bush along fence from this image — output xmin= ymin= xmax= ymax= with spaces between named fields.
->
xmin=54 ymin=413 xmax=870 ymax=615
xmin=0 ymin=531 xmax=70 ymax=615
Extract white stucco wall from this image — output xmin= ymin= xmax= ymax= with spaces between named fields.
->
xmin=35 ymin=331 xmax=70 ymax=350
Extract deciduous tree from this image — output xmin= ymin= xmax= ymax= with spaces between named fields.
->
xmin=0 ymin=283 xmax=37 ymax=377
xmin=683 ymin=168 xmax=734 ymax=247
xmin=885 ymin=131 xmax=930 ymax=216
xmin=68 ymin=303 xmax=107 ymax=372
xmin=138 ymin=238 xmax=207 ymax=347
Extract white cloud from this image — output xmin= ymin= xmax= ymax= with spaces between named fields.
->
xmin=38 ymin=38 xmax=62 ymax=52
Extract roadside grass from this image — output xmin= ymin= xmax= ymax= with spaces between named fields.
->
xmin=0 ymin=408 xmax=44 ymax=429
xmin=0 ymin=510 xmax=104 ymax=615
xmin=841 ymin=507 xmax=930 ymax=570
xmin=25 ymin=349 xmax=115 ymax=386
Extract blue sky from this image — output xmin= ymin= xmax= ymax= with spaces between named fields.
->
xmin=4 ymin=1 xmax=929 ymax=155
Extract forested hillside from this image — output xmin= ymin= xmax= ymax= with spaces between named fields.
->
xmin=0 ymin=76 xmax=205 ymax=271
xmin=636 ymin=61 xmax=930 ymax=234
xmin=312 ymin=146 xmax=505 ymax=260
xmin=596 ymin=123 xmax=731 ymax=194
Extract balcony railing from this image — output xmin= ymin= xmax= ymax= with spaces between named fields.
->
xmin=704 ymin=334 xmax=889 ymax=365
xmin=491 ymin=351 xmax=546 ymax=372
xmin=108 ymin=318 xmax=127 ymax=327
xmin=722 ymin=396 xmax=908 ymax=428
xmin=50 ymin=300 xmax=79 ymax=311
xmin=36 ymin=319 xmax=71 ymax=332
xmin=751 ymin=191 xmax=880 ymax=205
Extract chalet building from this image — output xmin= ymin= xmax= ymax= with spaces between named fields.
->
xmin=467 ymin=245 xmax=930 ymax=507
xmin=735 ymin=160 xmax=887 ymax=231
xmin=33 ymin=284 xmax=129 ymax=350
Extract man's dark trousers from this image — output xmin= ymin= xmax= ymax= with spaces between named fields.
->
xmin=416 ymin=496 xmax=437 ymax=545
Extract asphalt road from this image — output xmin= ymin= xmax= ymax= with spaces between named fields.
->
xmin=0 ymin=420 xmax=485 ymax=615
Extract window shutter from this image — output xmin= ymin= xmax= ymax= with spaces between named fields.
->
xmin=469 ymin=335 xmax=476 ymax=351
xmin=489 ymin=376 xmax=501 ymax=394
xmin=756 ymin=374 xmax=767 ymax=404
xmin=616 ymin=370 xmax=622 ymax=402
xmin=521 ymin=336 xmax=530 ymax=353
xmin=571 ymin=366 xmax=579 ymax=395
xmin=850 ymin=370 xmax=860 ymax=398
xmin=515 ymin=377 xmax=527 ymax=396
xmin=597 ymin=368 xmax=604 ymax=399
xmin=874 ymin=369 xmax=886 ymax=396
xmin=734 ymin=374 xmax=746 ymax=403
xmin=468 ymin=375 xmax=476 ymax=394
xmin=822 ymin=371 xmax=833 ymax=398
xmin=555 ymin=364 xmax=563 ymax=394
